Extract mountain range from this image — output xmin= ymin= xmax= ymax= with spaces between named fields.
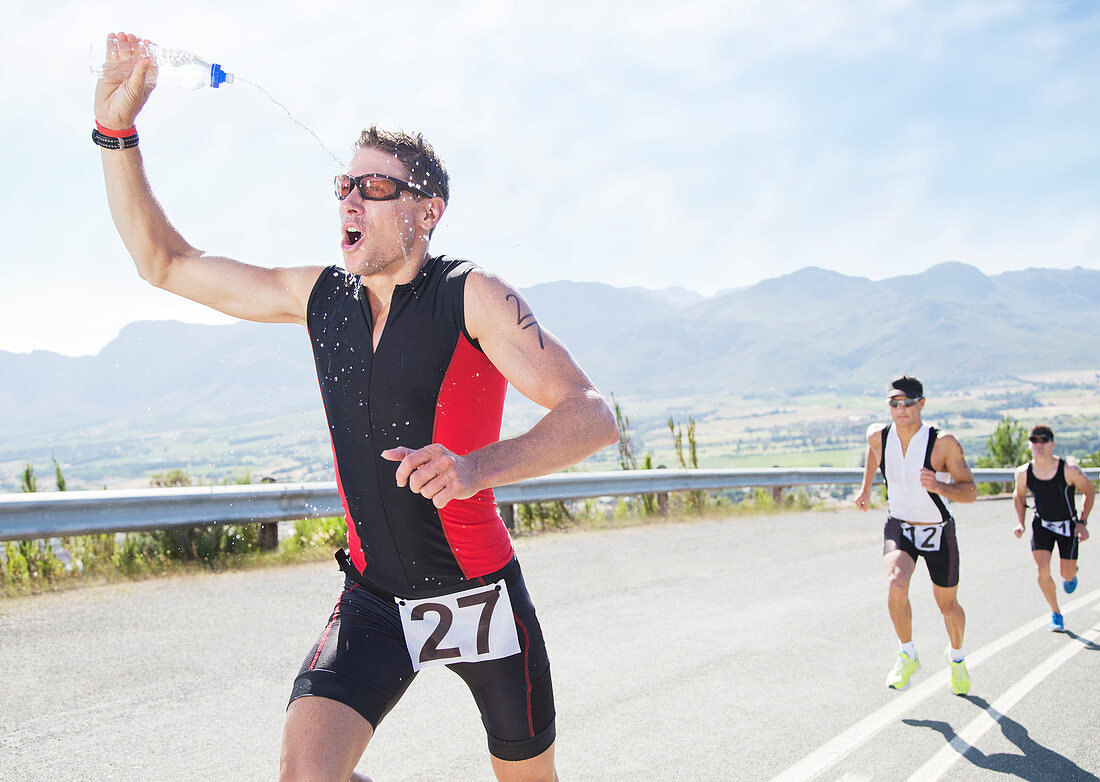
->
xmin=526 ymin=262 xmax=1100 ymax=396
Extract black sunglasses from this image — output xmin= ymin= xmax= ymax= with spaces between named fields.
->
xmin=334 ymin=173 xmax=436 ymax=202
xmin=888 ymin=397 xmax=922 ymax=408
xmin=1029 ymin=435 xmax=1052 ymax=443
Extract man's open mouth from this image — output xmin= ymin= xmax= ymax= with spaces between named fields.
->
xmin=342 ymin=226 xmax=363 ymax=249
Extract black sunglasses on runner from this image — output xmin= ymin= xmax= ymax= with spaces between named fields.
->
xmin=888 ymin=397 xmax=922 ymax=408
xmin=334 ymin=173 xmax=435 ymax=202
xmin=1029 ymin=435 xmax=1052 ymax=443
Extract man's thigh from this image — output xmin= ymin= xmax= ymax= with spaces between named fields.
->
xmin=1055 ymin=529 xmax=1080 ymax=561
xmin=884 ymin=548 xmax=917 ymax=587
xmin=280 ymin=696 xmax=373 ymax=782
xmin=1032 ymin=548 xmax=1053 ymax=570
xmin=923 ymin=520 xmax=959 ymax=589
xmin=1031 ymin=521 xmax=1057 ymax=553
xmin=289 ymin=580 xmax=418 ymax=729
xmin=448 ymin=562 xmax=556 ymax=764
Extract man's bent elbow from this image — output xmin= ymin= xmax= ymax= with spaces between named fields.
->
xmin=591 ymin=396 xmax=620 ymax=450
xmin=137 ymin=265 xmax=169 ymax=289
xmin=598 ymin=416 xmax=619 ymax=450
xmin=133 ymin=251 xmax=175 ymax=289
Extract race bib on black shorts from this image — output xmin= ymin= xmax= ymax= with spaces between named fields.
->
xmin=901 ymin=521 xmax=945 ymax=552
xmin=397 ymin=580 xmax=521 ymax=672
xmin=1040 ymin=518 xmax=1072 ymax=537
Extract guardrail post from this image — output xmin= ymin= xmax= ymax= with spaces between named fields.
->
xmin=258 ymin=523 xmax=279 ymax=551
xmin=257 ymin=477 xmax=279 ymax=550
xmin=499 ymin=503 xmax=515 ymax=531
xmin=657 ymin=464 xmax=668 ymax=515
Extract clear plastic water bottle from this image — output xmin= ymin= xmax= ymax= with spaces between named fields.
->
xmin=90 ymin=35 xmax=234 ymax=90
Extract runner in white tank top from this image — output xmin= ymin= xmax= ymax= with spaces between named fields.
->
xmin=855 ymin=376 xmax=977 ymax=695
xmin=884 ymin=422 xmax=954 ymax=524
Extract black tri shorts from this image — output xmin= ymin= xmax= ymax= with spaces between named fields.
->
xmin=1031 ymin=516 xmax=1079 ymax=560
xmin=883 ymin=516 xmax=960 ymax=588
xmin=288 ymin=557 xmax=555 ymax=762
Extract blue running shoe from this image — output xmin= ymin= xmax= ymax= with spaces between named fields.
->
xmin=1064 ymin=575 xmax=1078 ymax=594
xmin=1049 ymin=612 xmax=1065 ymax=632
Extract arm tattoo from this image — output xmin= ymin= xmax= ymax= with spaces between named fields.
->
xmin=505 ymin=293 xmax=545 ymax=349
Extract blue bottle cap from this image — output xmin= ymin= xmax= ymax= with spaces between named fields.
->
xmin=210 ymin=63 xmax=228 ymax=88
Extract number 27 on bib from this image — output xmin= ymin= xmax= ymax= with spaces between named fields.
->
xmin=397 ymin=581 xmax=521 ymax=672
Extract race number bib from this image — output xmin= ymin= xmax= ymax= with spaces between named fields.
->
xmin=902 ymin=521 xmax=945 ymax=552
xmin=397 ymin=580 xmax=521 ymax=672
xmin=1041 ymin=518 xmax=1072 ymax=537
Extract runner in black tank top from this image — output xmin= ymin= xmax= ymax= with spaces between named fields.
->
xmin=96 ymin=60 xmax=620 ymax=781
xmin=307 ymin=257 xmax=515 ymax=597
xmin=1013 ymin=426 xmax=1095 ymax=632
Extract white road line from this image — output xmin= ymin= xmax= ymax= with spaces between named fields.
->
xmin=769 ymin=588 xmax=1100 ymax=782
xmin=907 ymin=622 xmax=1100 ymax=782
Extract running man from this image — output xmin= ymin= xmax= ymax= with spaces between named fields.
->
xmin=854 ymin=376 xmax=977 ymax=695
xmin=94 ymin=33 xmax=618 ymax=782
xmin=1012 ymin=425 xmax=1095 ymax=632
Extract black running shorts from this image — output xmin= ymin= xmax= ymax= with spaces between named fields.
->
xmin=1031 ymin=517 xmax=1079 ymax=560
xmin=883 ymin=516 xmax=960 ymax=588
xmin=288 ymin=558 xmax=555 ymax=762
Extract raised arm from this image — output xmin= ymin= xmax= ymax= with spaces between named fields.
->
xmin=382 ymin=270 xmax=619 ymax=507
xmin=94 ymin=33 xmax=321 ymax=325
xmin=924 ymin=433 xmax=977 ymax=504
xmin=854 ymin=423 xmax=885 ymax=511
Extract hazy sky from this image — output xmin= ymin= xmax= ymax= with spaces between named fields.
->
xmin=3 ymin=0 xmax=1098 ymax=356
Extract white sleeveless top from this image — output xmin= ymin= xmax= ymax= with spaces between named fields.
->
xmin=885 ymin=422 xmax=952 ymax=524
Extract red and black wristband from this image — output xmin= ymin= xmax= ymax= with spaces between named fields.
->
xmin=92 ymin=121 xmax=139 ymax=150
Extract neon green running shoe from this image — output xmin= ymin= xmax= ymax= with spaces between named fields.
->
xmin=946 ymin=652 xmax=971 ymax=696
xmin=886 ymin=651 xmax=920 ymax=690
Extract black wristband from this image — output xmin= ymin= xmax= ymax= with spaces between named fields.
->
xmin=92 ymin=128 xmax=139 ymax=150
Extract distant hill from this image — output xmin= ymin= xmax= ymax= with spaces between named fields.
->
xmin=577 ymin=263 xmax=1100 ymax=396
xmin=0 ymin=321 xmax=317 ymax=437
xmin=3 ymin=264 xmax=1099 ymax=487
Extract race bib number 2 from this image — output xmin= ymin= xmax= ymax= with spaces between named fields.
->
xmin=397 ymin=580 xmax=521 ymax=672
xmin=902 ymin=522 xmax=944 ymax=552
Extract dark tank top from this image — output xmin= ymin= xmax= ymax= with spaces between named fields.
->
xmin=1026 ymin=458 xmax=1077 ymax=522
xmin=306 ymin=256 xmax=514 ymax=597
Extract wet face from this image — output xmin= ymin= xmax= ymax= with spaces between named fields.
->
xmin=338 ymin=147 xmax=428 ymax=277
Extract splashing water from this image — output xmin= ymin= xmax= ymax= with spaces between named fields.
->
xmin=236 ymin=77 xmax=346 ymax=169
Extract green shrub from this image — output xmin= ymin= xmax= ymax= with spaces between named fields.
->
xmin=1 ymin=542 xmax=31 ymax=592
xmin=68 ymin=534 xmax=118 ymax=577
xmin=17 ymin=539 xmax=65 ymax=583
xmin=516 ymin=501 xmax=573 ymax=534
xmin=286 ymin=516 xmax=347 ymax=552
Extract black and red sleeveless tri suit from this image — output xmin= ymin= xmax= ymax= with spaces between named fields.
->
xmin=306 ymin=256 xmax=515 ymax=597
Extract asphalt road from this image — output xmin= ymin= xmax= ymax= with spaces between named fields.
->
xmin=1 ymin=498 xmax=1098 ymax=781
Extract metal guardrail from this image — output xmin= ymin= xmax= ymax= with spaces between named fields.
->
xmin=1 ymin=468 xmax=1096 ymax=542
